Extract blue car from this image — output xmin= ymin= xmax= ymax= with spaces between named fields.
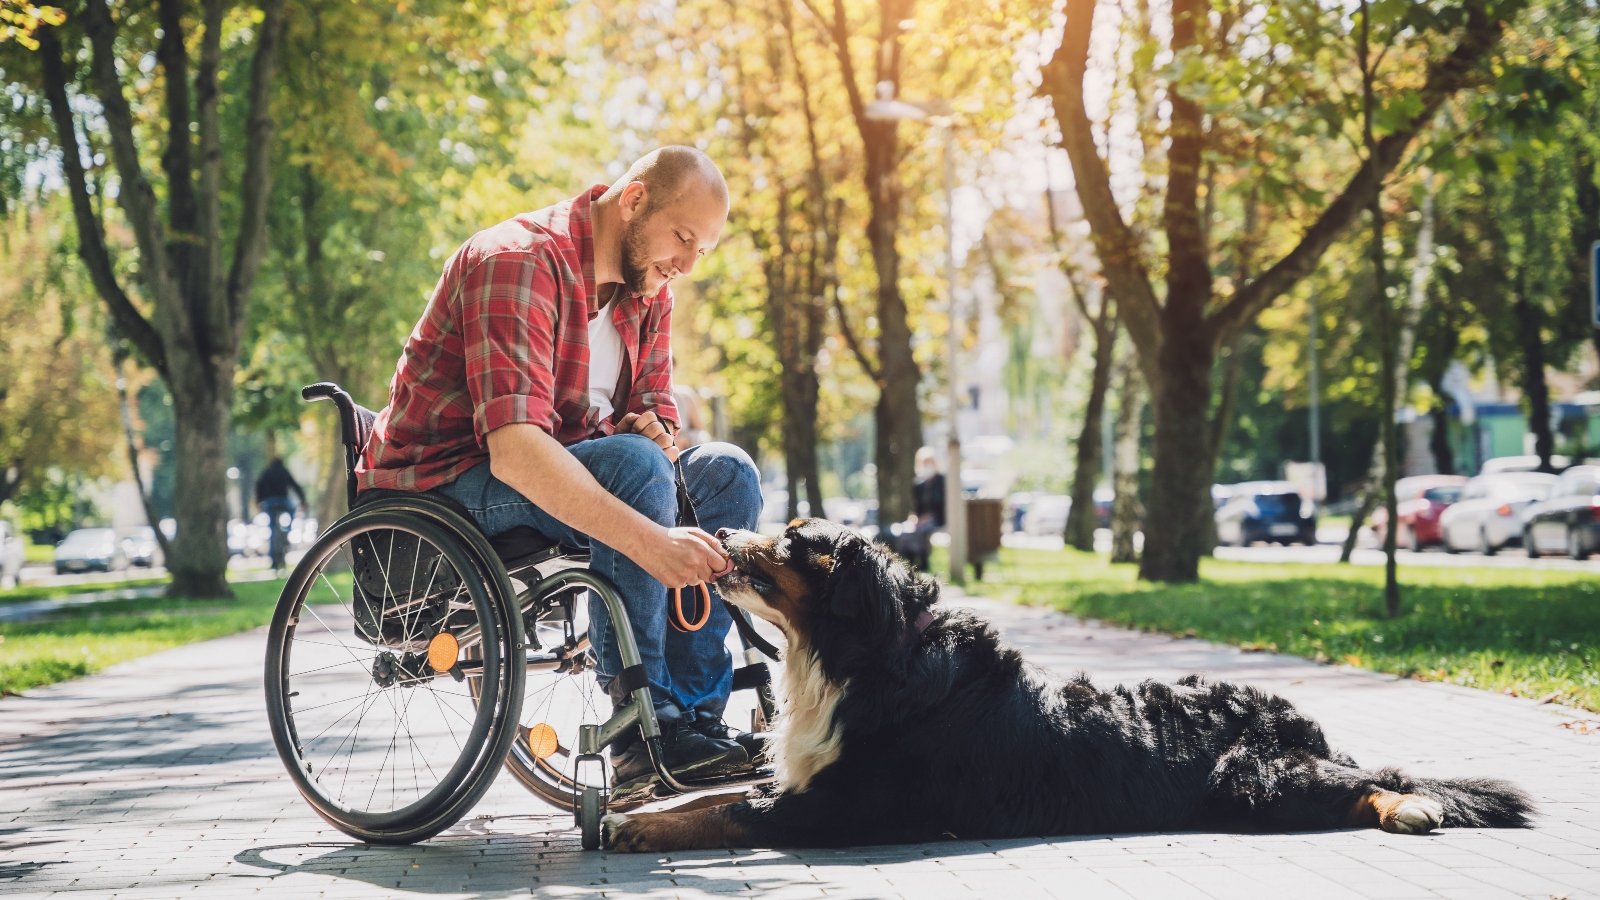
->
xmin=1215 ymin=482 xmax=1317 ymax=546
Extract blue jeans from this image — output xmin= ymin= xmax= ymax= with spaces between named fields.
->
xmin=438 ymin=435 xmax=762 ymax=725
xmin=262 ymin=497 xmax=295 ymax=568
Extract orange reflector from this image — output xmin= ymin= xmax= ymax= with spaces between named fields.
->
xmin=427 ymin=632 xmax=459 ymax=672
xmin=526 ymin=723 xmax=559 ymax=759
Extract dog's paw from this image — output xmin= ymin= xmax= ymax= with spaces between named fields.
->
xmin=602 ymin=812 xmax=675 ymax=852
xmin=1382 ymin=796 xmax=1445 ymax=834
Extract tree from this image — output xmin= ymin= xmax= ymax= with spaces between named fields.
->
xmin=1042 ymin=0 xmax=1523 ymax=581
xmin=0 ymin=205 xmax=120 ymax=509
xmin=16 ymin=0 xmax=286 ymax=596
xmin=243 ymin=0 xmax=566 ymax=522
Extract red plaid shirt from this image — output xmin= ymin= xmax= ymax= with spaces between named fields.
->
xmin=357 ymin=185 xmax=680 ymax=493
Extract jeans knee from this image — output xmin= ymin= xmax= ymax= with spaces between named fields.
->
xmin=697 ymin=443 xmax=761 ymax=504
xmin=595 ymin=434 xmax=675 ymax=514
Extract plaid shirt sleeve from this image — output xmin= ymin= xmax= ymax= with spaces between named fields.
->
xmin=461 ymin=250 xmax=563 ymax=443
xmin=626 ymin=290 xmax=680 ymax=428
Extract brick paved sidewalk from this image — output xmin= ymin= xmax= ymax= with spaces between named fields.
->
xmin=3 ymin=589 xmax=1597 ymax=899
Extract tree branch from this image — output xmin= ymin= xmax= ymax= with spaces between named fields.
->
xmin=226 ymin=0 xmax=286 ymax=350
xmin=1039 ymin=0 xmax=1162 ymax=359
xmin=1162 ymin=0 xmax=1211 ymax=313
xmin=82 ymin=0 xmax=180 ymax=320
xmin=156 ymin=0 xmax=197 ymax=251
xmin=36 ymin=26 xmax=168 ymax=380
xmin=1210 ymin=0 xmax=1513 ymax=342
xmin=197 ymin=0 xmax=227 ymax=320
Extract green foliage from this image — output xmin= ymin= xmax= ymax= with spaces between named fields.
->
xmin=0 ymin=205 xmax=121 ymax=513
xmin=967 ymin=547 xmax=1600 ymax=712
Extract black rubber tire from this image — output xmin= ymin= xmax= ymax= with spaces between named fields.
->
xmin=264 ymin=500 xmax=524 ymax=844
xmin=581 ymin=785 xmax=604 ymax=851
xmin=1570 ymin=526 xmax=1589 ymax=561
xmin=1524 ymin=528 xmax=1538 ymax=559
xmin=1482 ymin=530 xmax=1498 ymax=557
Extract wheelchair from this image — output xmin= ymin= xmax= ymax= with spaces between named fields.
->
xmin=263 ymin=383 xmax=778 ymax=848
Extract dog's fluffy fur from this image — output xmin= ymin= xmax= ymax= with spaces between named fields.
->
xmin=603 ymin=519 xmax=1534 ymax=851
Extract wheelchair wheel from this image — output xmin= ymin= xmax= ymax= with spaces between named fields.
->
xmin=264 ymin=503 xmax=524 ymax=844
xmin=471 ymin=573 xmax=612 ymax=812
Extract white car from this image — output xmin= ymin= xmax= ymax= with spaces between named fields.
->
xmin=0 ymin=522 xmax=25 ymax=588
xmin=1022 ymin=494 xmax=1072 ymax=537
xmin=1438 ymin=472 xmax=1558 ymax=555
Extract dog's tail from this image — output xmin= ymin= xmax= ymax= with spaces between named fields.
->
xmin=1374 ymin=766 xmax=1536 ymax=828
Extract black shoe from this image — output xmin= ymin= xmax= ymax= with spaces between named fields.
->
xmin=691 ymin=716 xmax=772 ymax=767
xmin=609 ymin=718 xmax=748 ymax=805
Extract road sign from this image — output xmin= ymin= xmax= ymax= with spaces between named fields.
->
xmin=1592 ymin=240 xmax=1600 ymax=328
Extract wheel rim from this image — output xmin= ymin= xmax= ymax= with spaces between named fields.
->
xmin=472 ymin=578 xmax=611 ymax=810
xmin=266 ymin=512 xmax=511 ymax=834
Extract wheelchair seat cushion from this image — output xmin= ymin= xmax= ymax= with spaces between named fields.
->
xmin=353 ymin=488 xmax=580 ymax=571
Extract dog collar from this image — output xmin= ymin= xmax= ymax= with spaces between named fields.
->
xmin=905 ymin=609 xmax=936 ymax=648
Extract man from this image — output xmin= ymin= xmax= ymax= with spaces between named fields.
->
xmin=255 ymin=457 xmax=307 ymax=573
xmin=895 ymin=447 xmax=944 ymax=571
xmin=357 ymin=147 xmax=764 ymax=801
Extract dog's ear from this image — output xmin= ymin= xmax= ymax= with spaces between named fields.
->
xmin=824 ymin=532 xmax=894 ymax=627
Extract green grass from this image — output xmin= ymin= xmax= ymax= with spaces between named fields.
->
xmin=0 ymin=576 xmax=171 ymax=605
xmin=23 ymin=543 xmax=54 ymax=565
xmin=960 ymin=547 xmax=1600 ymax=713
xmin=0 ymin=579 xmax=288 ymax=695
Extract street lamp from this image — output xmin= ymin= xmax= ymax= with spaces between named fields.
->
xmin=864 ymin=81 xmax=967 ymax=586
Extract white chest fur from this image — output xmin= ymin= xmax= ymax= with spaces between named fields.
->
xmin=772 ymin=647 xmax=846 ymax=793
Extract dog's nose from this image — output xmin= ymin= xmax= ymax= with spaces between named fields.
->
xmin=716 ymin=528 xmax=733 ymax=540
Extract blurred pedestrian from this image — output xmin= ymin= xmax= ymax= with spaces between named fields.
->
xmin=894 ymin=447 xmax=945 ymax=571
xmin=255 ymin=457 xmax=307 ymax=574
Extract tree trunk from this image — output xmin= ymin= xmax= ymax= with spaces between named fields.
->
xmin=116 ymin=358 xmax=172 ymax=561
xmin=866 ymin=197 xmax=921 ymax=525
xmin=1514 ymin=293 xmax=1555 ymax=472
xmin=1428 ymin=378 xmax=1456 ymax=476
xmin=1137 ymin=332 xmax=1214 ymax=581
xmin=1065 ymin=313 xmax=1115 ymax=551
xmin=166 ymin=370 xmax=234 ymax=597
xmin=1110 ymin=347 xmax=1145 ymax=564
xmin=1199 ymin=338 xmax=1247 ymax=557
xmin=1359 ymin=0 xmax=1400 ymax=618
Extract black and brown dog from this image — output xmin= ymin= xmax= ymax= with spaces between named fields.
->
xmin=602 ymin=518 xmax=1533 ymax=851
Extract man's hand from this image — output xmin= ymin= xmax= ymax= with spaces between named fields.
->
xmin=619 ymin=410 xmax=679 ymax=462
xmin=640 ymin=525 xmax=730 ymax=588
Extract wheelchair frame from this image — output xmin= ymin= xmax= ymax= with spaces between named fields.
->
xmin=264 ymin=382 xmax=777 ymax=848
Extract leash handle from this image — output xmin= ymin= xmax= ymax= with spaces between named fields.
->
xmin=668 ymin=457 xmax=712 ymax=632
xmin=669 ymin=582 xmax=713 ymax=632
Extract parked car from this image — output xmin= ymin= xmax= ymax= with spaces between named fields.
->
xmin=1022 ymin=494 xmax=1072 ymax=537
xmin=1479 ymin=455 xmax=1571 ymax=475
xmin=0 ymin=522 xmax=25 ymax=588
xmin=1438 ymin=472 xmax=1558 ymax=555
xmin=1370 ymin=474 xmax=1468 ymax=551
xmin=1521 ymin=465 xmax=1600 ymax=560
xmin=1093 ymin=487 xmax=1115 ymax=530
xmin=1214 ymin=481 xmax=1316 ymax=546
xmin=120 ymin=526 xmax=163 ymax=568
xmin=54 ymin=527 xmax=129 ymax=574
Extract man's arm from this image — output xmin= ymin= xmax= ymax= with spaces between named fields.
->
xmin=486 ymin=423 xmax=726 ymax=588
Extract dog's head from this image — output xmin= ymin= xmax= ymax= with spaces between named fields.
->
xmin=717 ymin=518 xmax=938 ymax=677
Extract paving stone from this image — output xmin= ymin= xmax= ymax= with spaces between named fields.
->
xmin=2 ymin=591 xmax=1596 ymax=897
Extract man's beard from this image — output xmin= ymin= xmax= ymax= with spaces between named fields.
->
xmin=619 ymin=215 xmax=655 ymax=295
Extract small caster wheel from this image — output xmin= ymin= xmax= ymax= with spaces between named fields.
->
xmin=580 ymin=785 xmax=605 ymax=850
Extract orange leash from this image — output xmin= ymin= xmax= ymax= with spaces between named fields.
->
xmin=669 ymin=582 xmax=713 ymax=632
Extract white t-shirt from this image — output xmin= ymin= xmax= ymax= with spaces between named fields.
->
xmin=587 ymin=302 xmax=624 ymax=423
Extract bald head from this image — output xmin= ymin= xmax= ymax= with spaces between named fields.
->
xmin=603 ymin=146 xmax=729 ymax=217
